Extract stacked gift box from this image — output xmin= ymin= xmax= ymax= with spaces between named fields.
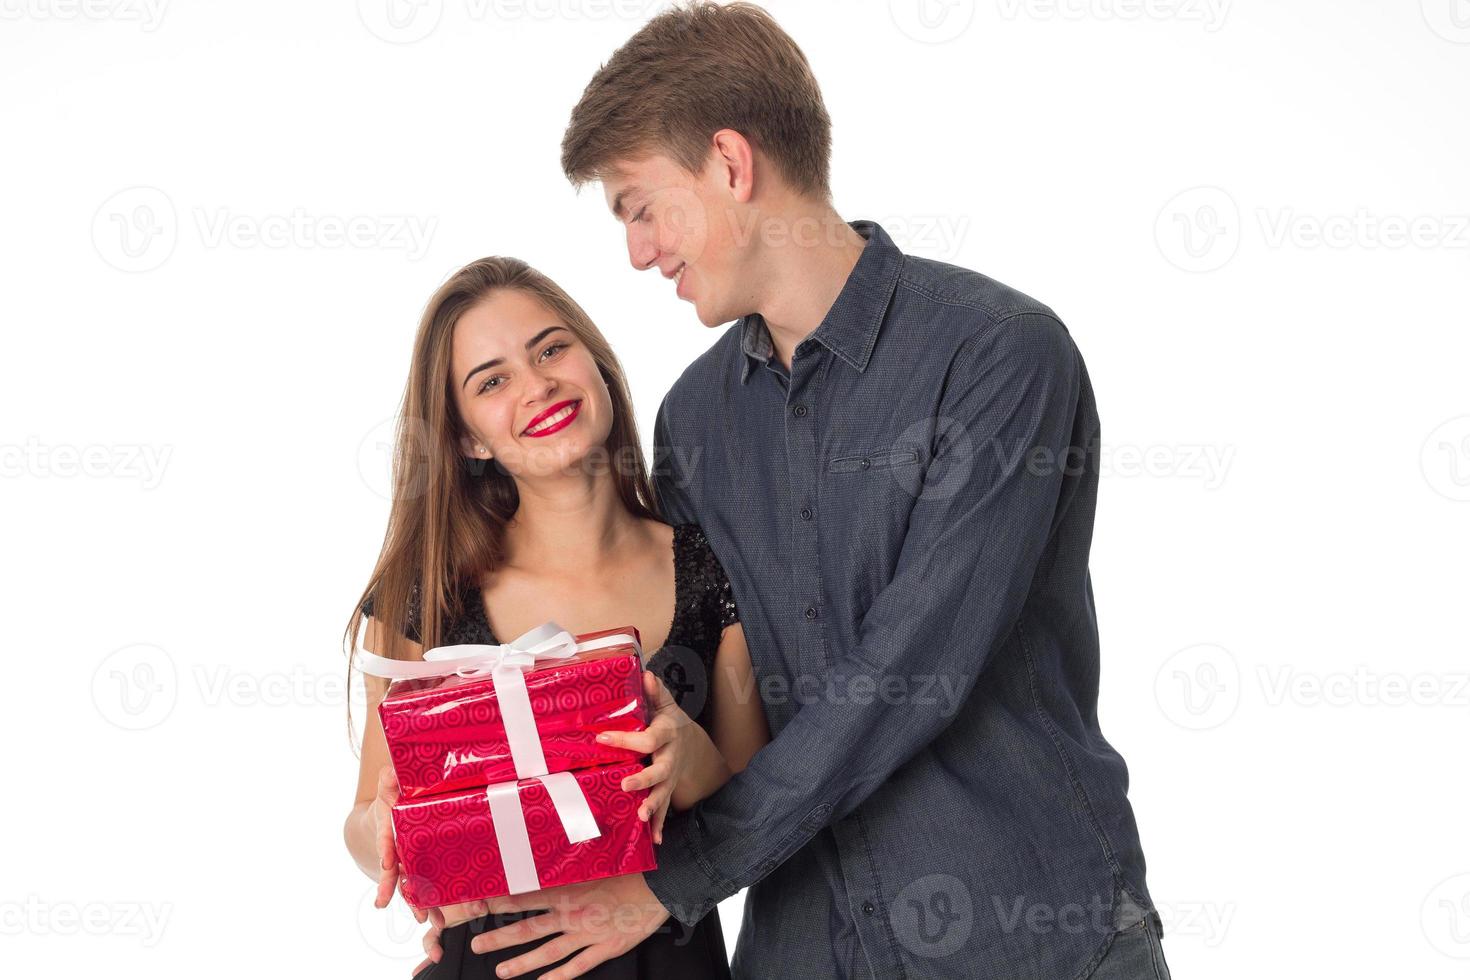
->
xmin=365 ymin=624 xmax=658 ymax=909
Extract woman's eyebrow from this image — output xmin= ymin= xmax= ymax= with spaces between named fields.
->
xmin=524 ymin=325 xmax=568 ymax=350
xmin=461 ymin=326 xmax=570 ymax=389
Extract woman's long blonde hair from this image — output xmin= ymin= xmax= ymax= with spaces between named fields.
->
xmin=344 ymin=257 xmax=660 ymax=736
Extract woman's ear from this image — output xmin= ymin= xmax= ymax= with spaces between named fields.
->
xmin=457 ymin=432 xmax=491 ymax=460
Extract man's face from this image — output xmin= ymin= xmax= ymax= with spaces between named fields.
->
xmin=602 ymin=153 xmax=749 ymax=328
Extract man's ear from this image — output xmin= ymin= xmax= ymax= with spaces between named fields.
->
xmin=710 ymin=128 xmax=756 ymax=205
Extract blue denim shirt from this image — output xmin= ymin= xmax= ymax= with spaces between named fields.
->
xmin=648 ymin=220 xmax=1154 ymax=979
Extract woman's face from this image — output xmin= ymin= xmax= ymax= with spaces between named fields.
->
xmin=449 ymin=289 xmax=614 ymax=481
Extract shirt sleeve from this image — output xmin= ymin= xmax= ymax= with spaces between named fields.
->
xmin=692 ymin=525 xmax=740 ymax=631
xmin=645 ymin=312 xmax=1085 ymax=926
xmin=360 ymin=584 xmax=424 ymax=644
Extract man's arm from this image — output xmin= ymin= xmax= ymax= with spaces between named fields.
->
xmin=646 ymin=311 xmax=1087 ymax=926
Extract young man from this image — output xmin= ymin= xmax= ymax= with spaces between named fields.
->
xmin=464 ymin=4 xmax=1167 ymax=977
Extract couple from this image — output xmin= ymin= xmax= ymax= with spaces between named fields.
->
xmin=344 ymin=3 xmax=1167 ymax=979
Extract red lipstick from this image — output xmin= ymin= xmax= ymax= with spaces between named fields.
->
xmin=522 ymin=399 xmax=581 ymax=438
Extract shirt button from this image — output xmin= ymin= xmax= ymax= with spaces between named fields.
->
xmin=861 ymin=900 xmax=876 ymax=915
xmin=800 ymin=507 xmax=813 ymax=521
xmin=792 ymin=405 xmax=808 ymax=418
xmin=804 ymin=606 xmax=818 ymax=621
xmin=859 ymin=457 xmax=872 ymax=470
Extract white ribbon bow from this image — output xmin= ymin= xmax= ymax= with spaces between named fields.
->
xmin=356 ymin=622 xmax=582 ymax=683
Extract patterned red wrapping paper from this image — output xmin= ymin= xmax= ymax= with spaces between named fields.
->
xmin=392 ymin=760 xmax=657 ymax=908
xmin=379 ymin=626 xmax=648 ymax=799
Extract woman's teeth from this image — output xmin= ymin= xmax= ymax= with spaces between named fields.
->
xmin=525 ymin=402 xmax=577 ymax=435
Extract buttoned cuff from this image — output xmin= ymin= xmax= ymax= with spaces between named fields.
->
xmin=644 ymin=807 xmax=738 ymax=928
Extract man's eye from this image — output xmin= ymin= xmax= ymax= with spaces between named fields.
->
xmin=635 ymin=207 xmax=649 ymax=223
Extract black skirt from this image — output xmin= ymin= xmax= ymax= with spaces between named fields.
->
xmin=411 ymin=908 xmax=731 ymax=980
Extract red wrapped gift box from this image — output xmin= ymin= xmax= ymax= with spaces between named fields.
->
xmin=393 ymin=759 xmax=657 ymax=908
xmin=379 ymin=626 xmax=648 ymax=799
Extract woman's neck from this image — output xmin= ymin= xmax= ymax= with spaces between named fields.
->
xmin=500 ymin=470 xmax=642 ymax=576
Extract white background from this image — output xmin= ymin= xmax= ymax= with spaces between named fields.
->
xmin=2 ymin=1 xmax=1467 ymax=977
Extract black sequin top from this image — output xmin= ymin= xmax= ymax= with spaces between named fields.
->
xmin=366 ymin=523 xmax=738 ymax=727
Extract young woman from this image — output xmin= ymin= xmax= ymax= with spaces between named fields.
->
xmin=342 ymin=257 xmax=769 ymax=979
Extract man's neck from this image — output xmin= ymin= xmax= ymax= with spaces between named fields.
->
xmin=749 ymin=210 xmax=867 ymax=370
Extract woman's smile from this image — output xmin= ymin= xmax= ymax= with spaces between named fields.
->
xmin=521 ymin=398 xmax=582 ymax=437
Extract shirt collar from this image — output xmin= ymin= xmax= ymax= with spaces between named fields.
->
xmin=739 ymin=219 xmax=903 ymax=384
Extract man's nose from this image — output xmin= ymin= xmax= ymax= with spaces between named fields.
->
xmin=627 ymin=224 xmax=658 ymax=271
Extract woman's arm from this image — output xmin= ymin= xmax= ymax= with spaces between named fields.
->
xmin=616 ymin=624 xmax=772 ymax=842
xmin=343 ymin=620 xmax=487 ymax=932
xmin=703 ymin=623 xmax=770 ymax=775
xmin=343 ymin=617 xmax=402 ymax=888
xmin=664 ymin=622 xmax=771 ymax=806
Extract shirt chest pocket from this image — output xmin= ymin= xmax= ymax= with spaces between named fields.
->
xmin=825 ymin=448 xmax=921 ymax=474
xmin=821 ymin=446 xmax=925 ymax=616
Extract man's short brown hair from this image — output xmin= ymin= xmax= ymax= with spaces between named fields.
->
xmin=561 ymin=1 xmax=833 ymax=200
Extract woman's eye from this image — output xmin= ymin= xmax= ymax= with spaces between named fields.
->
xmin=477 ymin=375 xmax=505 ymax=394
xmin=539 ymin=342 xmax=567 ymax=361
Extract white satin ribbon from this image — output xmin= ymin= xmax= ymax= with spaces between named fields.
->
xmin=485 ymin=772 xmax=603 ymax=895
xmin=360 ymin=621 xmax=638 ymax=894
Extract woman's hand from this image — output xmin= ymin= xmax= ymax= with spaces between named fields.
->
xmin=369 ymin=764 xmax=428 ymax=924
xmin=596 ymin=671 xmax=714 ymax=844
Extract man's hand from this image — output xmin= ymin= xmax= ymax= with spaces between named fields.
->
xmin=468 ymin=873 xmax=671 ymax=979
xmin=410 ymin=899 xmax=496 ymax=976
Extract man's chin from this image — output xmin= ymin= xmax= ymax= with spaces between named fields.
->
xmin=693 ymin=301 xmax=738 ymax=328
